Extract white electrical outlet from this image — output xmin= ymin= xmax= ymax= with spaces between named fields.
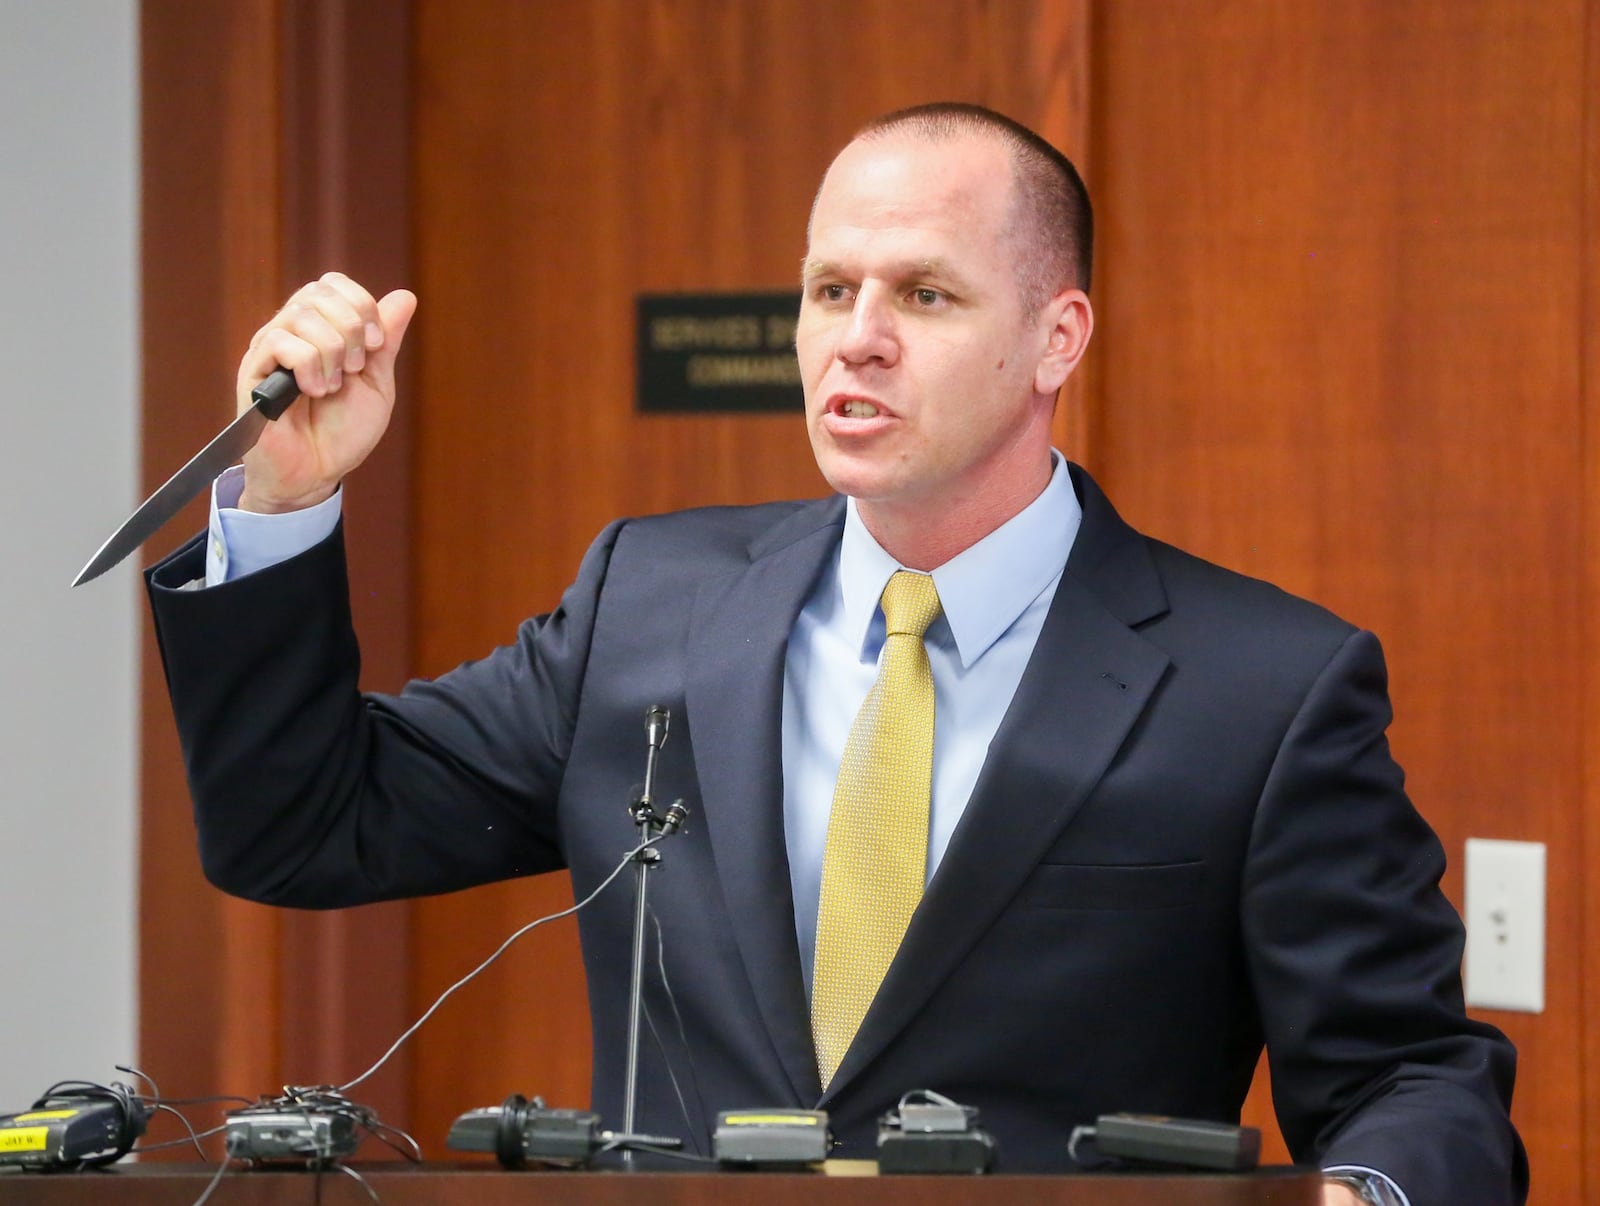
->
xmin=1463 ymin=838 xmax=1545 ymax=1013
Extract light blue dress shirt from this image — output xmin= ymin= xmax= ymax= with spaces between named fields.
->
xmin=781 ymin=453 xmax=1079 ymax=992
xmin=204 ymin=466 xmax=340 ymax=587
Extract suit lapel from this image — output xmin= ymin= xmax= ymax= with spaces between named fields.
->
xmin=686 ymin=497 xmax=844 ymax=1105
xmin=822 ymin=466 xmax=1174 ymax=1099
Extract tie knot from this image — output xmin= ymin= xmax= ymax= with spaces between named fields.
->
xmin=879 ymin=570 xmax=942 ymax=639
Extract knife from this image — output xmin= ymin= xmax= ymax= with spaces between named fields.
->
xmin=71 ymin=367 xmax=301 ymax=587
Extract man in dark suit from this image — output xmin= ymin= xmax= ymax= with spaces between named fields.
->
xmin=147 ymin=105 xmax=1524 ymax=1204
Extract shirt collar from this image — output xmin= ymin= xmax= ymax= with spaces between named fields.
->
xmin=838 ymin=452 xmax=1082 ymax=669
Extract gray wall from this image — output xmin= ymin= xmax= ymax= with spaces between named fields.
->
xmin=0 ymin=1 xmax=139 ymax=1108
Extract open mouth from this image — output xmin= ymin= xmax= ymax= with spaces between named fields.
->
xmin=829 ymin=394 xmax=888 ymax=419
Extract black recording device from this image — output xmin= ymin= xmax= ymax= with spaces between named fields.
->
xmin=1072 ymin=1112 xmax=1261 ymax=1172
xmin=447 ymin=1093 xmax=683 ymax=1167
xmin=221 ymin=1085 xmax=395 ymax=1167
xmin=712 ymin=1109 xmax=831 ymax=1168
xmin=224 ymin=1106 xmax=359 ymax=1164
xmin=447 ymin=1095 xmax=602 ymax=1168
xmin=0 ymin=1089 xmax=149 ymax=1171
xmin=876 ymin=1090 xmax=996 ymax=1173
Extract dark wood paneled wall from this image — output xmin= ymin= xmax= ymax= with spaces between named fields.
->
xmin=139 ymin=0 xmax=1596 ymax=1196
xmin=1091 ymin=3 xmax=1595 ymax=1196
xmin=1585 ymin=0 xmax=1600 ymax=1182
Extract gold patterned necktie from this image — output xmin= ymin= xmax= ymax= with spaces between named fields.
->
xmin=811 ymin=569 xmax=943 ymax=1088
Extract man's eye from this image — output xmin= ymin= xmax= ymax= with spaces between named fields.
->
xmin=912 ymin=288 xmax=943 ymax=306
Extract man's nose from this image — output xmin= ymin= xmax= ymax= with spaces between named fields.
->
xmin=836 ymin=286 xmax=899 ymax=366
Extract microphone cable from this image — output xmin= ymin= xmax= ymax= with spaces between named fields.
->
xmin=339 ymin=830 xmax=671 ymax=1094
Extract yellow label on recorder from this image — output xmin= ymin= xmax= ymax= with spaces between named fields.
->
xmin=15 ymin=1110 xmax=78 ymax=1121
xmin=722 ymin=1113 xmax=820 ymax=1127
xmin=0 ymin=1127 xmax=51 ymax=1152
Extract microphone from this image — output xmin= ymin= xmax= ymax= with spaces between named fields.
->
xmin=644 ymin=705 xmax=671 ymax=751
xmin=635 ymin=706 xmax=671 ymax=821
xmin=629 ymin=707 xmax=689 ymax=835
xmin=660 ymin=800 xmax=690 ymax=836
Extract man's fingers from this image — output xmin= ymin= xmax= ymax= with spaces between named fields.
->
xmin=304 ymin=291 xmax=371 ymax=375
xmin=237 ymin=278 xmax=415 ymax=411
xmin=264 ymin=274 xmax=380 ymax=381
xmin=291 ymin=301 xmax=365 ymax=389
xmin=255 ymin=326 xmax=336 ymax=399
xmin=317 ymin=272 xmax=385 ymax=366
xmin=318 ymin=270 xmax=379 ymax=318
xmin=285 ymin=276 xmax=371 ymax=376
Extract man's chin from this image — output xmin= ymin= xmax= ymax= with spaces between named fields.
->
xmin=821 ymin=468 xmax=901 ymax=504
xmin=812 ymin=445 xmax=903 ymax=503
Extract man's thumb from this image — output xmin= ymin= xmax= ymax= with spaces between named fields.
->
xmin=372 ymin=289 xmax=419 ymax=368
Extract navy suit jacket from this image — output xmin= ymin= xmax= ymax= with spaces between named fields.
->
xmin=147 ymin=464 xmax=1525 ymax=1200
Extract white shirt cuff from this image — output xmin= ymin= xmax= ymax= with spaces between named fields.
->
xmin=1324 ymin=1164 xmax=1411 ymax=1205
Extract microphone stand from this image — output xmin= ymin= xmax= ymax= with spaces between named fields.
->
xmin=621 ymin=708 xmax=687 ymax=1167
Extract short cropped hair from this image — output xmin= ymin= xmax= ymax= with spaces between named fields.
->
xmin=854 ymin=102 xmax=1093 ymax=312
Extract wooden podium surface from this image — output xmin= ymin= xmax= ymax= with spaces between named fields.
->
xmin=0 ymin=1163 xmax=1322 ymax=1204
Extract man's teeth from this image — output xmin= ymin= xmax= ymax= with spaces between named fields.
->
xmin=841 ymin=400 xmax=880 ymax=418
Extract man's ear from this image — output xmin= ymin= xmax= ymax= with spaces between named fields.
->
xmin=1034 ymin=289 xmax=1094 ymax=396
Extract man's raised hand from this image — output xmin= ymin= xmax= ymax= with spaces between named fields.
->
xmin=236 ymin=272 xmax=417 ymax=514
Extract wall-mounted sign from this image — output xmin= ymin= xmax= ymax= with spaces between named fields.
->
xmin=636 ymin=291 xmax=804 ymax=414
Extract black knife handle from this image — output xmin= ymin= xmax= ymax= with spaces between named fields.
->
xmin=251 ymin=367 xmax=302 ymax=420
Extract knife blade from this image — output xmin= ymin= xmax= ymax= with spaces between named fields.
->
xmin=71 ymin=367 xmax=302 ymax=587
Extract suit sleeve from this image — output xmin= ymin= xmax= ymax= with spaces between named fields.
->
xmin=1242 ymin=628 xmax=1527 ymax=1205
xmin=146 ymin=517 xmax=626 ymax=908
